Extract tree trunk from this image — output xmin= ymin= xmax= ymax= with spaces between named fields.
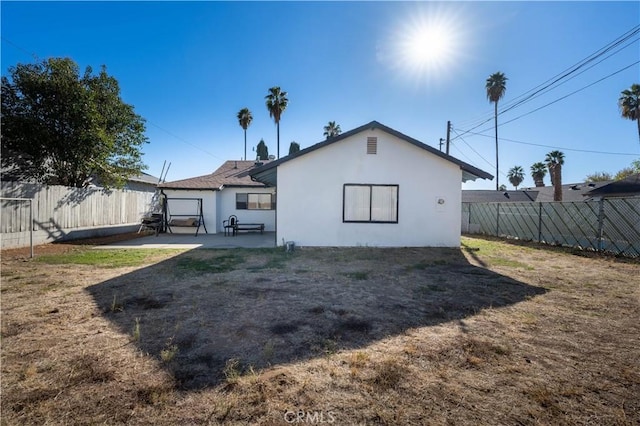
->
xmin=494 ymin=101 xmax=499 ymax=191
xmin=277 ymin=121 xmax=280 ymax=159
xmin=554 ymin=164 xmax=562 ymax=202
xmin=244 ymin=129 xmax=247 ymax=161
xmin=534 ymin=177 xmax=545 ymax=187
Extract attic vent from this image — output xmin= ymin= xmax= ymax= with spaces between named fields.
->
xmin=367 ymin=137 xmax=377 ymax=154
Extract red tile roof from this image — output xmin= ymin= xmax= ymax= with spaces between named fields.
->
xmin=158 ymin=160 xmax=270 ymax=190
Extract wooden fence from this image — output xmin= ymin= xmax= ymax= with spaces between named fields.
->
xmin=1 ymin=181 xmax=158 ymax=248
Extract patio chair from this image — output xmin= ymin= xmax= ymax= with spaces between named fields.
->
xmin=223 ymin=215 xmax=238 ymax=236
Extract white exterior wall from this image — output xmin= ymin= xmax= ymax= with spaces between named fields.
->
xmin=217 ymin=187 xmax=276 ymax=232
xmin=161 ymin=189 xmax=217 ymax=234
xmin=276 ymin=128 xmax=462 ymax=247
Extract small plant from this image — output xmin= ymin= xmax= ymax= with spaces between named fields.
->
xmin=348 ymin=351 xmax=370 ymax=368
xmin=132 ymin=317 xmax=141 ymax=342
xmin=371 ymin=359 xmax=405 ymax=390
xmin=110 ymin=294 xmax=123 ymax=312
xmin=344 ymin=271 xmax=369 ymax=280
xmin=223 ymin=358 xmax=241 ymax=383
xmin=323 ymin=338 xmax=338 ymax=355
xmin=263 ymin=341 xmax=275 ymax=362
xmin=160 ymin=345 xmax=178 ymax=363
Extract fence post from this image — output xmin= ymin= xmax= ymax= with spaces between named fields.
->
xmin=597 ymin=198 xmax=605 ymax=252
xmin=538 ymin=203 xmax=542 ymax=243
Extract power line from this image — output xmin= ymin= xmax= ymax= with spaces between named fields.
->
xmin=498 ymin=27 xmax=640 ymax=116
xmin=147 ymin=121 xmax=224 ymax=161
xmin=1 ymin=36 xmax=39 ymax=61
xmin=490 ymin=60 xmax=639 ymax=130
xmin=453 ymin=59 xmax=640 ymax=141
xmin=451 ymin=128 xmax=496 ymax=170
xmin=453 ymin=128 xmax=639 ymax=156
xmin=454 ymin=25 xmax=640 ymax=131
xmin=499 ymin=36 xmax=639 ymax=117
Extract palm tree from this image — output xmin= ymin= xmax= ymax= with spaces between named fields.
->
xmin=507 ymin=166 xmax=525 ymax=190
xmin=486 ymin=72 xmax=508 ymax=191
xmin=323 ymin=121 xmax=342 ymax=139
xmin=618 ymin=83 xmax=640 ymax=143
xmin=237 ymin=108 xmax=252 ymax=160
xmin=265 ymin=87 xmax=288 ymax=159
xmin=530 ymin=162 xmax=547 ymax=187
xmin=545 ymin=150 xmax=565 ymax=202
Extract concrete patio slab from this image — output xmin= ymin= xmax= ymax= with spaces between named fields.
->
xmin=95 ymin=232 xmax=276 ymax=249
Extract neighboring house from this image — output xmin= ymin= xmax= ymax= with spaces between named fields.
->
xmin=462 ymin=190 xmax=538 ymax=203
xmin=519 ymin=181 xmax=612 ymax=202
xmin=158 ymin=160 xmax=275 ymax=233
xmin=584 ymin=173 xmax=640 ymax=199
xmin=463 ymin=181 xmax=615 ymax=204
xmin=126 ymin=172 xmax=160 ymax=192
xmin=250 ymin=120 xmax=492 ymax=247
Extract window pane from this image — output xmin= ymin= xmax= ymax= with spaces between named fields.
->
xmin=371 ymin=186 xmax=398 ymax=222
xmin=344 ymin=185 xmax=370 ymax=221
xmin=236 ymin=193 xmax=248 ymax=210
xmin=248 ymin=193 xmax=272 ymax=210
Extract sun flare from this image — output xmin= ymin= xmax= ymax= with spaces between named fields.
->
xmin=379 ymin=6 xmax=469 ymax=86
xmin=402 ymin=24 xmax=452 ymax=69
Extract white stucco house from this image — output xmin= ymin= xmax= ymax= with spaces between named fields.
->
xmin=250 ymin=121 xmax=493 ymax=247
xmin=158 ymin=160 xmax=275 ymax=234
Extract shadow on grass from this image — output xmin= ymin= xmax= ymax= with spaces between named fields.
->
xmin=86 ymin=247 xmax=546 ymax=390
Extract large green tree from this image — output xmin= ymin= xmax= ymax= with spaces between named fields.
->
xmin=265 ymin=86 xmax=288 ymax=159
xmin=614 ymin=159 xmax=640 ymax=180
xmin=507 ymin=165 xmax=525 ymax=190
xmin=256 ymin=139 xmax=269 ymax=161
xmin=618 ymin=83 xmax=640 ymax=143
xmin=486 ymin=72 xmax=508 ymax=191
xmin=237 ymin=108 xmax=253 ymax=161
xmin=545 ymin=150 xmax=565 ymax=202
xmin=288 ymin=141 xmax=300 ymax=155
xmin=530 ymin=162 xmax=547 ymax=187
xmin=1 ymin=57 xmax=147 ymax=188
xmin=585 ymin=171 xmax=613 ymax=182
xmin=323 ymin=121 xmax=342 ymax=139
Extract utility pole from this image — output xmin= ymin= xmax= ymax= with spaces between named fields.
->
xmin=439 ymin=138 xmax=444 ymax=152
xmin=445 ymin=121 xmax=451 ymax=155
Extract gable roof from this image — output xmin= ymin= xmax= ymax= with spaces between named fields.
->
xmin=584 ymin=173 xmax=640 ymax=198
xmin=159 ymin=160 xmax=269 ymax=190
xmin=250 ymin=121 xmax=493 ymax=186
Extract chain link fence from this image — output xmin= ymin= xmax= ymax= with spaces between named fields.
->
xmin=463 ymin=197 xmax=640 ymax=258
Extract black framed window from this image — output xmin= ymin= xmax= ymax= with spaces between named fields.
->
xmin=236 ymin=193 xmax=274 ymax=210
xmin=343 ymin=184 xmax=398 ymax=223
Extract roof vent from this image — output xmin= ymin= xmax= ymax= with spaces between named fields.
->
xmin=268 ymin=155 xmax=276 ymax=160
xmin=570 ymin=185 xmax=579 ymax=190
xmin=367 ymin=137 xmax=377 ymax=154
xmin=588 ymin=183 xmax=596 ymax=187
xmin=254 ymin=161 xmax=263 ymax=167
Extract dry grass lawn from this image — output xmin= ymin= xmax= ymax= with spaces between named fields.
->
xmin=1 ymin=235 xmax=639 ymax=425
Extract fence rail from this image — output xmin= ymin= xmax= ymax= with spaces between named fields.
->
xmin=463 ymin=198 xmax=640 ymax=258
xmin=1 ymin=181 xmax=158 ymax=248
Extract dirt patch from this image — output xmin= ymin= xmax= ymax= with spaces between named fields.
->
xmin=1 ymin=237 xmax=639 ymax=425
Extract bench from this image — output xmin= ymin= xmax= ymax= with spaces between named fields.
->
xmin=235 ymin=223 xmax=265 ymax=234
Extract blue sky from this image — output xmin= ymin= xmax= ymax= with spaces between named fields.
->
xmin=2 ymin=1 xmax=639 ymax=190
